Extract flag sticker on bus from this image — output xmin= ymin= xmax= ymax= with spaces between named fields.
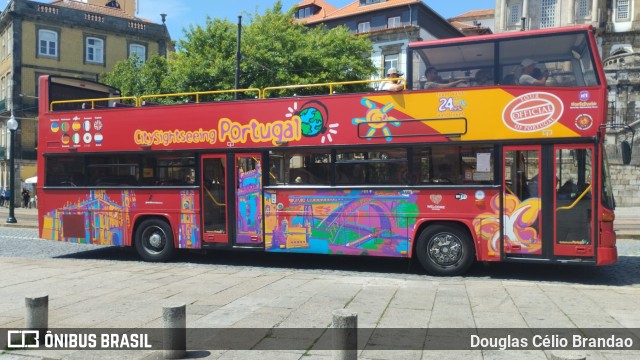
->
xmin=502 ymin=92 xmax=563 ymax=133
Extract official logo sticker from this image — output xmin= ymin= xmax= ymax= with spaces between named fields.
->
xmin=575 ymin=114 xmax=593 ymax=131
xmin=502 ymin=92 xmax=564 ymax=132
xmin=455 ymin=193 xmax=468 ymax=200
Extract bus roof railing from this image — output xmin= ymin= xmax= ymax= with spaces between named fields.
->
xmin=47 ymin=79 xmax=407 ymax=111
xmin=138 ymin=88 xmax=262 ymax=106
xmin=261 ymin=78 xmax=406 ymax=98
xmin=50 ymin=96 xmax=138 ymax=111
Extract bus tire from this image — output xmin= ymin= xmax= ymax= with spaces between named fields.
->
xmin=415 ymin=224 xmax=474 ymax=276
xmin=134 ymin=218 xmax=175 ymax=262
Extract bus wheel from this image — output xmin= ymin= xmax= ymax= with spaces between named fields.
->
xmin=416 ymin=224 xmax=474 ymax=276
xmin=134 ymin=219 xmax=175 ymax=262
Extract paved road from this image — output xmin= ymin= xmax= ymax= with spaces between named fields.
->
xmin=1 ymin=228 xmax=640 ymax=359
xmin=1 ymin=227 xmax=640 ymax=283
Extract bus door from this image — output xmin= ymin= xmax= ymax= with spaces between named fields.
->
xmin=553 ymin=145 xmax=594 ymax=258
xmin=235 ymin=153 xmax=264 ymax=246
xmin=502 ymin=147 xmax=542 ymax=257
xmin=201 ymin=155 xmax=229 ymax=244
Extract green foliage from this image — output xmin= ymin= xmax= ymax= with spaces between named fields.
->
xmin=100 ymin=55 xmax=169 ymax=101
xmin=100 ymin=1 xmax=375 ymax=98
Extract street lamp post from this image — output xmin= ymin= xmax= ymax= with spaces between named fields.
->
xmin=6 ymin=112 xmax=18 ymax=224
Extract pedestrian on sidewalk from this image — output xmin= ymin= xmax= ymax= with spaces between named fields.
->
xmin=21 ymin=188 xmax=30 ymax=208
xmin=1 ymin=186 xmax=9 ymax=207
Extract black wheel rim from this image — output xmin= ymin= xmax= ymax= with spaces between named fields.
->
xmin=427 ymin=232 xmax=463 ymax=267
xmin=141 ymin=226 xmax=167 ymax=255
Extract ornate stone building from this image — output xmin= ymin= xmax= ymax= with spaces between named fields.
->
xmin=0 ymin=0 xmax=171 ymax=201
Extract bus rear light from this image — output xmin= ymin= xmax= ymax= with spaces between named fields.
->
xmin=602 ymin=212 xmax=615 ymax=222
xmin=475 ymin=199 xmax=484 ymax=206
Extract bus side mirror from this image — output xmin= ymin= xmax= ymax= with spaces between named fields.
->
xmin=621 ymin=140 xmax=632 ymax=165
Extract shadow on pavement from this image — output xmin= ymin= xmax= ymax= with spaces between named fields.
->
xmin=55 ymin=247 xmax=640 ymax=286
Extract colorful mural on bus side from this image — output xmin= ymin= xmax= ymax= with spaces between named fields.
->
xmin=39 ymin=187 xmax=546 ymax=260
xmin=263 ymin=188 xmax=544 ymax=260
xmin=263 ymin=189 xmax=417 ymax=256
xmin=40 ymin=190 xmax=200 ymax=249
xmin=236 ymin=160 xmax=263 ymax=244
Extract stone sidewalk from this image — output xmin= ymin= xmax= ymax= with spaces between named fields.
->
xmin=1 ymin=253 xmax=639 ymax=359
xmin=0 ymin=207 xmax=38 ymax=229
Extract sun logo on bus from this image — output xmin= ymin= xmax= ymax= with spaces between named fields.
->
xmin=352 ymin=98 xmax=400 ymax=142
xmin=286 ymin=100 xmax=338 ymax=143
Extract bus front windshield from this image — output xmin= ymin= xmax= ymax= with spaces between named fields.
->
xmin=411 ymin=31 xmax=599 ymax=90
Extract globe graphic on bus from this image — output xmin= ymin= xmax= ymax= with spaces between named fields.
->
xmin=299 ymin=107 xmax=325 ymax=137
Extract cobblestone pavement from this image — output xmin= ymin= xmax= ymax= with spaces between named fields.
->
xmin=1 ymin=228 xmax=640 ymax=360
xmin=1 ymin=228 xmax=640 ymax=283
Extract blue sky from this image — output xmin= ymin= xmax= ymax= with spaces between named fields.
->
xmin=137 ymin=0 xmax=496 ymax=42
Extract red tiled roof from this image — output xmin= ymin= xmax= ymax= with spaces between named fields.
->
xmin=301 ymin=0 xmax=423 ymax=24
xmin=448 ymin=20 xmax=477 ymax=30
xmin=449 ymin=9 xmax=494 ymax=21
xmin=295 ymin=0 xmax=338 ymax=23
xmin=49 ymin=0 xmax=153 ymax=22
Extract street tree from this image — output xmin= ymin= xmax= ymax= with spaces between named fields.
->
xmin=100 ymin=55 xmax=169 ymax=99
xmin=101 ymin=1 xmax=375 ymax=98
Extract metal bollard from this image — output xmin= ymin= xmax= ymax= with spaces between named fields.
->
xmin=163 ymin=303 xmax=186 ymax=359
xmin=332 ymin=309 xmax=357 ymax=360
xmin=25 ymin=294 xmax=48 ymax=330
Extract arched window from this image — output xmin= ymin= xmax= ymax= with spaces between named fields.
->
xmin=540 ymin=0 xmax=559 ymax=28
xmin=86 ymin=37 xmax=104 ymax=64
xmin=507 ymin=1 xmax=522 ymax=26
xmin=576 ymin=0 xmax=591 ymax=18
xmin=38 ymin=29 xmax=58 ymax=57
xmin=616 ymin=0 xmax=630 ymax=21
xmin=129 ymin=43 xmax=146 ymax=66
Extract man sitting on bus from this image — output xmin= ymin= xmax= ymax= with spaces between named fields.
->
xmin=380 ymin=68 xmax=404 ymax=92
xmin=423 ymin=67 xmax=466 ymax=89
xmin=518 ymin=59 xmax=548 ymax=86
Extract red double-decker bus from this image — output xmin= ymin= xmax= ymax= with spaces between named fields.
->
xmin=36 ymin=26 xmax=616 ymax=275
